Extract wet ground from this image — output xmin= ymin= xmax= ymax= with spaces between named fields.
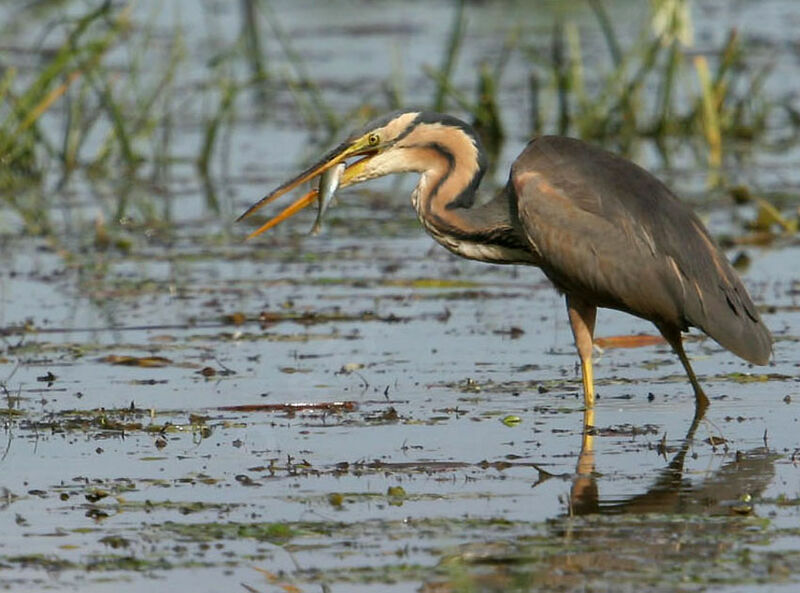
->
xmin=1 ymin=211 xmax=798 ymax=592
xmin=2 ymin=1 xmax=800 ymax=592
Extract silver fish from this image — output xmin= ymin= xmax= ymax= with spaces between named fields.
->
xmin=310 ymin=163 xmax=344 ymax=235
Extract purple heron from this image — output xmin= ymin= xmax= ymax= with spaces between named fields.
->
xmin=238 ymin=111 xmax=772 ymax=409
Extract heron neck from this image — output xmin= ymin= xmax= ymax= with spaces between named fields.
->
xmin=397 ymin=121 xmax=532 ymax=264
xmin=398 ymin=121 xmax=484 ymax=227
xmin=414 ymin=182 xmax=535 ymax=265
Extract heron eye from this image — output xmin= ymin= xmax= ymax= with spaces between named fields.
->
xmin=367 ymin=133 xmax=380 ymax=146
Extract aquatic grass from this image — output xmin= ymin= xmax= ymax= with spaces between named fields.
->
xmin=423 ymin=61 xmax=506 ymax=164
xmin=529 ymin=71 xmax=542 ymax=135
xmin=0 ymin=0 xmax=794 ymax=246
xmin=472 ymin=62 xmax=504 ymax=163
xmin=259 ymin=0 xmax=339 ymax=136
xmin=0 ymin=3 xmax=117 ymax=183
xmin=551 ymin=21 xmax=571 ymax=136
xmin=1 ymin=1 xmax=245 ymax=236
xmin=0 ymin=3 xmax=131 ymax=234
xmin=516 ymin=0 xmax=783 ymax=181
xmin=239 ymin=0 xmax=270 ymax=105
xmin=586 ymin=0 xmax=622 ymax=67
xmin=0 ymin=2 xmax=114 ymax=130
xmin=423 ymin=0 xmax=512 ymax=164
xmin=197 ymin=79 xmax=239 ymax=180
xmin=432 ymin=0 xmax=466 ymax=113
xmin=694 ymin=56 xmax=722 ymax=171
xmin=650 ymin=38 xmax=681 ymax=142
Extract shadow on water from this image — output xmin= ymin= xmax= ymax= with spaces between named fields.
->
xmin=419 ymin=408 xmax=785 ymax=593
xmin=568 ymin=406 xmax=776 ymax=516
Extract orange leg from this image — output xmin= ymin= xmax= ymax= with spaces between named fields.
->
xmin=566 ymin=295 xmax=597 ymax=408
xmin=658 ymin=323 xmax=710 ymax=412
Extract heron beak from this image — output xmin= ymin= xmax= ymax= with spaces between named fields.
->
xmin=237 ymin=135 xmax=379 ymax=239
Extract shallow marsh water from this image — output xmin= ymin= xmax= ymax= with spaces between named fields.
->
xmin=1 ymin=1 xmax=800 ymax=592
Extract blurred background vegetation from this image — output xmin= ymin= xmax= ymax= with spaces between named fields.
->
xmin=0 ymin=0 xmax=798 ymax=246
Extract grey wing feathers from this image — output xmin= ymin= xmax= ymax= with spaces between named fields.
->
xmin=512 ymin=136 xmax=772 ymax=365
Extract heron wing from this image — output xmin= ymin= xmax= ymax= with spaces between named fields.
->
xmin=512 ymin=136 xmax=771 ymax=365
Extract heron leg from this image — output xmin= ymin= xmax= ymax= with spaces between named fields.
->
xmin=658 ymin=324 xmax=710 ymax=412
xmin=569 ymin=405 xmax=598 ymax=516
xmin=566 ymin=295 xmax=597 ymax=408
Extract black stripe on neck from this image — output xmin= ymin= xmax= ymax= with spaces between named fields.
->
xmin=413 ymin=113 xmax=487 ymax=210
xmin=411 ymin=142 xmax=455 ymax=202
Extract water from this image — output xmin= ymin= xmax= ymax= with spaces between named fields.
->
xmin=1 ymin=1 xmax=799 ymax=591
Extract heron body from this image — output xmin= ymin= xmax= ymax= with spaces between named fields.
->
xmin=238 ymin=110 xmax=772 ymax=409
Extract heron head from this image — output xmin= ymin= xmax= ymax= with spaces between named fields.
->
xmin=237 ymin=110 xmax=422 ymax=239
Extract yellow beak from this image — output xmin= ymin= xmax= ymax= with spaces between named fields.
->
xmin=237 ymin=136 xmax=378 ymax=239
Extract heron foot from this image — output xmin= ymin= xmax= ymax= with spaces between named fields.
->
xmin=693 ymin=384 xmax=710 ymax=413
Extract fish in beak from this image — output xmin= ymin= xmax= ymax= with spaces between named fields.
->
xmin=236 ymin=133 xmax=382 ymax=240
xmin=310 ymin=163 xmax=345 ymax=236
